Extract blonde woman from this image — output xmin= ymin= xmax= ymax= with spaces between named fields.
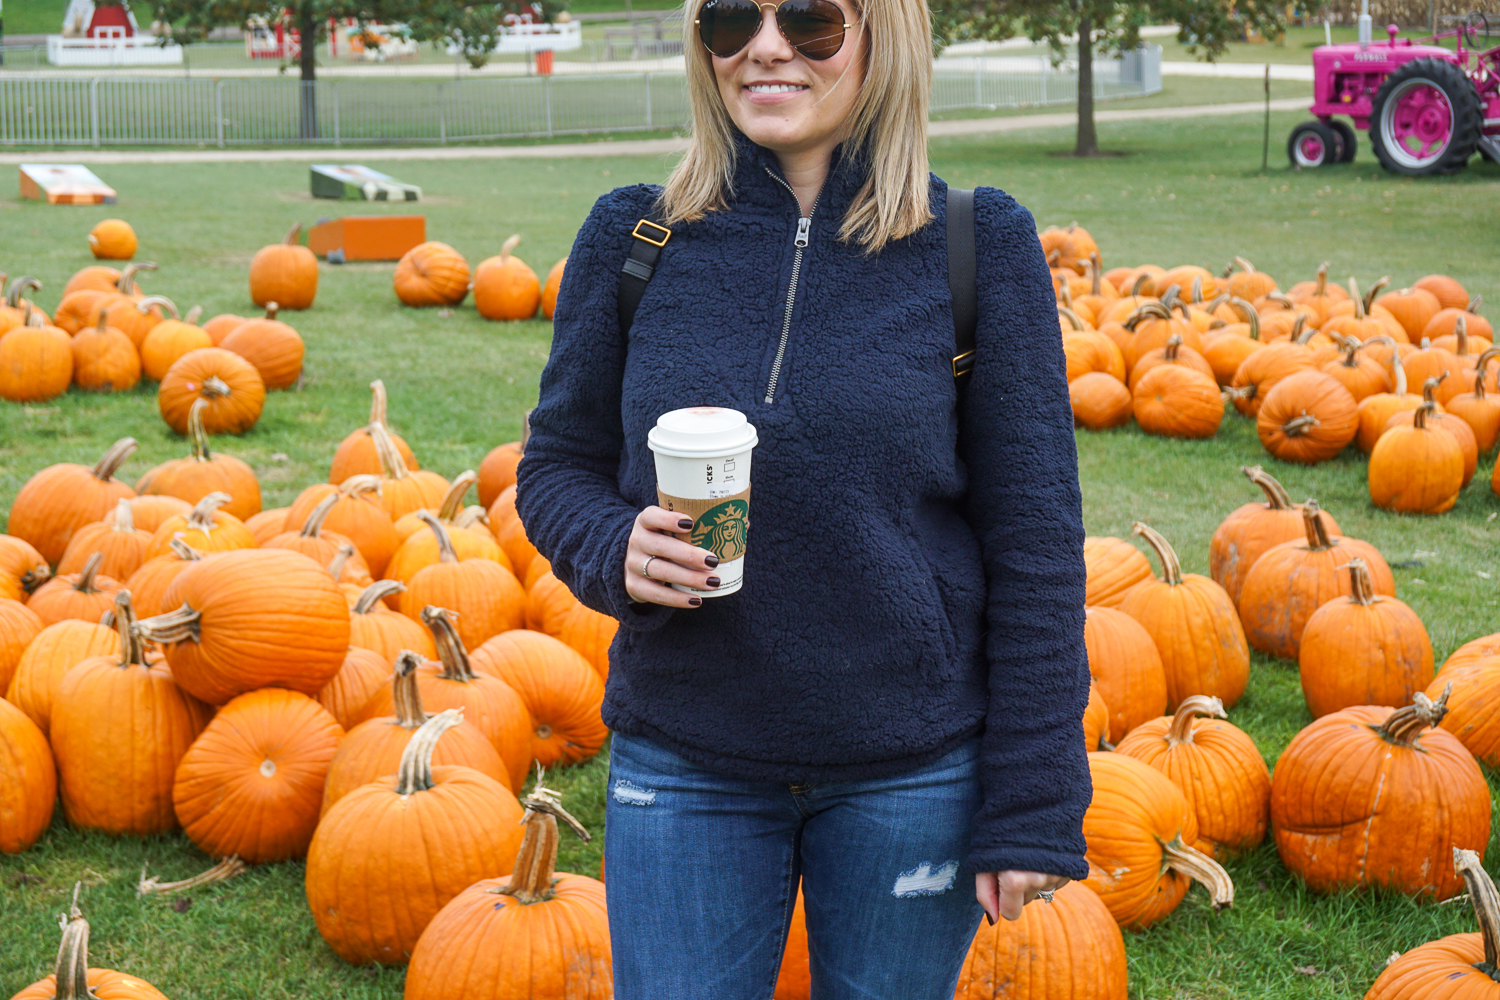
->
xmin=515 ymin=0 xmax=1091 ymax=993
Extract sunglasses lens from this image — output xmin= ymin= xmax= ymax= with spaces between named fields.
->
xmin=778 ymin=0 xmax=847 ymax=59
xmin=698 ymin=0 xmax=764 ymax=57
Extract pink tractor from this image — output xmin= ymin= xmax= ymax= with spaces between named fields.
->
xmin=1288 ymin=9 xmax=1500 ymax=174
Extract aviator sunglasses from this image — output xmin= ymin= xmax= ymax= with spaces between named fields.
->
xmin=695 ymin=0 xmax=857 ymax=60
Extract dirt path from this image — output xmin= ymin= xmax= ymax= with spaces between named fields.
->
xmin=0 ymin=97 xmax=1308 ymax=166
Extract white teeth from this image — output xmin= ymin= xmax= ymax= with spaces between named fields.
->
xmin=748 ymin=84 xmax=807 ymax=93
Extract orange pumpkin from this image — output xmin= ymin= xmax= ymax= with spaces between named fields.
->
xmin=1118 ymin=523 xmax=1248 ymax=710
xmin=328 ymin=379 xmax=420 ymax=485
xmin=143 ymin=491 xmax=256 ymax=559
xmin=0 ymin=310 xmax=74 ymax=404
xmin=394 ymin=240 xmax=471 ymax=307
xmin=0 ymin=535 xmax=50 ymax=604
xmin=123 ymin=538 xmax=204 ymax=619
xmin=1200 ymin=299 xmax=1267 ymax=385
xmin=61 ymin=264 xmax=121 ymax=299
xmin=158 ymin=346 xmax=266 ymax=435
xmin=125 ymin=495 xmax=193 ymax=535
xmin=219 ymin=303 xmax=305 ymax=391
xmin=6 ymin=438 xmax=137 ymax=565
xmin=1427 ymin=663 xmax=1500 ymax=769
xmin=347 ymin=580 xmax=437 ymax=664
xmin=70 ymin=311 xmax=141 ymax=393
xmin=11 ymin=892 xmax=170 ymax=1000
xmin=370 ymin=422 xmax=448 ymax=521
xmin=1069 ymin=371 xmax=1133 ymax=430
xmin=245 ymin=506 xmax=290 ymax=545
xmin=1082 ymin=536 xmax=1152 ymax=608
xmin=4 ymin=619 xmax=120 ymax=737
xmin=1364 ymin=848 xmax=1500 ymax=1000
xmin=27 ymin=553 xmax=123 ymax=627
xmin=1082 ymin=681 xmax=1110 ymax=751
xmin=955 ymin=878 xmax=1125 ymax=999
xmin=57 ymin=499 xmax=151 ymax=582
xmin=473 ymin=234 xmax=542 ymax=321
xmin=525 ymin=571 xmax=618 ymax=680
xmin=262 ymin=492 xmax=375 ymax=590
xmin=1083 ymin=605 xmax=1167 ymax=744
xmin=86 ymin=262 xmax=162 ymax=349
xmin=1237 ymin=501 xmax=1395 ymax=661
xmin=0 ymin=694 xmax=55 ymax=854
xmin=1445 ymin=348 xmax=1500 ymax=454
xmin=1318 ymin=336 xmax=1391 ymax=402
xmin=477 ymin=441 xmax=523 ymax=509
xmin=1356 ymin=348 xmax=1425 ymax=453
xmin=138 ymin=298 xmax=212 ymax=382
xmin=0 ymin=598 xmax=43 ymax=692
xmin=1132 ymin=363 xmax=1223 ymax=439
xmin=1126 ymin=334 xmax=1214 ymax=393
xmin=1117 ymin=299 xmax=1204 ymax=375
xmin=286 ymin=475 xmax=401 ymax=578
xmin=1255 ymin=370 xmax=1359 ymax=465
xmin=1270 ymin=688 xmax=1491 ymax=899
xmin=305 ymin=710 xmax=527 ymax=965
xmin=1375 ymin=285 xmax=1443 ymax=340
xmin=470 ymin=628 xmax=608 ymax=769
xmin=88 ymin=218 xmax=137 ymax=259
xmin=540 ymin=257 xmax=566 ymax=319
xmin=489 ymin=484 xmax=542 ymax=580
xmin=1080 ymin=751 xmax=1234 ymax=929
xmin=399 ymin=515 xmax=526 ymax=650
xmin=1038 ymin=223 xmax=1097 ymax=275
xmin=134 ymin=399 xmax=262 ymax=521
xmin=53 ymin=288 xmax=107 ymax=335
xmin=173 ymin=687 xmax=344 ymax=863
xmin=201 ymin=313 xmax=245 ymax=345
xmin=250 ymin=222 xmax=319 ymax=310
xmin=315 ymin=646 xmax=392 ymax=731
xmin=1208 ymin=465 xmax=1341 ymax=608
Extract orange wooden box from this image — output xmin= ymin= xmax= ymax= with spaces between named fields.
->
xmin=307 ymin=215 xmax=425 ymax=262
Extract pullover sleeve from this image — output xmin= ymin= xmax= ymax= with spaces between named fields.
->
xmin=515 ymin=186 xmax=674 ymax=631
xmin=961 ymin=188 xmax=1092 ymax=881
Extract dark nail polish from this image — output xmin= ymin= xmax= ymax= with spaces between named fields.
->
xmin=985 ymin=912 xmax=995 ymax=927
xmin=678 ymin=518 xmax=694 ymax=530
xmin=704 ymin=554 xmax=720 ymax=569
xmin=705 ymin=576 xmax=721 ymax=588
xmin=688 ymin=597 xmax=703 ymax=607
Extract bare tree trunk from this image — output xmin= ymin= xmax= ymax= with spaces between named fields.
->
xmin=298 ymin=2 xmax=319 ymax=140
xmin=1075 ymin=13 xmax=1098 ymax=156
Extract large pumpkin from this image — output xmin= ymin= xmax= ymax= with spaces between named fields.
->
xmin=404 ymin=780 xmax=611 ymax=999
xmin=1374 ymin=285 xmax=1442 ymax=340
xmin=1299 ymin=558 xmax=1434 ymax=718
xmin=1117 ymin=523 xmax=1248 ymax=710
xmin=51 ymin=592 xmax=212 ymax=836
xmin=11 ymin=892 xmax=170 ymax=1000
xmin=138 ymin=298 xmax=212 ymax=382
xmin=1270 ymin=687 xmax=1491 ymax=899
xmin=1255 ymin=370 xmax=1359 ymax=464
xmin=135 ymin=399 xmax=262 ymax=521
xmin=1370 ymin=400 xmax=1467 ymax=515
xmin=57 ymin=499 xmax=151 ymax=583
xmin=7 ymin=438 xmax=138 ymax=565
xmin=1080 ymin=751 xmax=1235 ymax=929
xmin=322 ymin=652 xmax=508 ymax=815
xmin=1082 ymin=605 xmax=1167 ymax=743
xmin=347 ymin=580 xmax=436 ymax=664
xmin=28 ymin=553 xmax=123 ymax=627
xmin=1382 ymin=378 xmax=1479 ymax=487
xmin=489 ymin=484 xmax=541 ymax=580
xmin=1131 ymin=362 xmax=1223 ymax=439
xmin=305 ymin=710 xmax=526 ymax=965
xmin=1444 ymin=347 xmax=1500 ymax=453
xmin=140 ymin=548 xmax=351 ymax=705
xmin=173 ymin=687 xmax=344 ymax=863
xmin=0 ymin=536 xmax=50 ymax=604
xmin=249 ymin=222 xmax=319 ymax=310
xmin=1207 ymin=466 xmax=1341 ymax=607
xmin=1237 ymin=501 xmax=1395 ymax=661
xmin=286 ymin=475 xmax=401 ymax=577
xmin=368 ymin=422 xmax=448 ymax=521
xmin=0 ymin=309 xmax=73 ymax=403
xmin=158 ymin=347 xmax=266 ymax=436
xmin=473 ymin=234 xmax=542 ymax=321
xmin=526 ymin=570 xmax=618 ymax=680
xmin=218 ymin=303 xmax=305 ymax=391
xmin=1069 ymin=371 xmax=1133 ymax=430
xmin=954 ymin=879 xmax=1127 ymax=1000
xmin=1426 ymin=664 xmax=1500 ymax=770
xmin=327 ymin=379 xmax=419 ymax=485
xmin=71 ymin=311 xmax=141 ymax=393
xmin=1319 ymin=337 xmax=1391 ymax=402
xmin=1082 ymin=536 xmax=1152 ymax=608
xmin=0 ymin=694 xmax=55 ymax=854
xmin=477 ymin=441 xmax=523 ymax=509
xmin=1364 ymin=848 xmax=1500 ymax=1000
xmin=0 ymin=598 xmax=43 ymax=692
xmin=394 ymin=241 xmax=471 ymax=307
xmin=1230 ymin=339 xmax=1316 ymax=418
xmin=5 ymin=619 xmax=121 ymax=736
xmin=398 ymin=513 xmax=526 ymax=651
xmin=1114 ymin=695 xmax=1270 ymax=859
xmin=125 ymin=495 xmax=194 ymax=536
xmin=470 ymin=628 xmax=608 ymax=768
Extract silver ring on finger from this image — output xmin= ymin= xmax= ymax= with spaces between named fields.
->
xmin=641 ymin=555 xmax=659 ymax=580
xmin=1037 ymin=888 xmax=1055 ymax=904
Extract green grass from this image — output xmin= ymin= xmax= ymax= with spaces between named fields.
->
xmin=2 ymin=113 xmax=1499 ymax=998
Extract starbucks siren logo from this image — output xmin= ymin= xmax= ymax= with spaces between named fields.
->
xmin=690 ymin=499 xmax=749 ymax=561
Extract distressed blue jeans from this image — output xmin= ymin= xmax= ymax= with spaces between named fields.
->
xmin=604 ymin=731 xmax=985 ymax=999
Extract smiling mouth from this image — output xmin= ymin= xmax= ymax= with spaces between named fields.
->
xmin=746 ymin=84 xmax=809 ymax=94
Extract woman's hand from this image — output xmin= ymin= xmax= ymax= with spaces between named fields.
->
xmin=975 ymin=871 xmax=1072 ymax=923
xmin=623 ymin=505 xmax=721 ymax=609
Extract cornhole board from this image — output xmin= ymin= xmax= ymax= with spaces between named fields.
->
xmin=19 ymin=164 xmax=117 ymax=204
xmin=310 ymin=165 xmax=421 ymax=201
xmin=307 ymin=215 xmax=426 ymax=263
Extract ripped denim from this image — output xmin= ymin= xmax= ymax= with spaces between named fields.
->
xmin=603 ymin=732 xmax=985 ymax=1000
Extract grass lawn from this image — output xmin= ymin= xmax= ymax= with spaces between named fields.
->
xmin=1 ymin=112 xmax=1498 ymax=998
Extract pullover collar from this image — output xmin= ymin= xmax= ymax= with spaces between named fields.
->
xmin=727 ymin=124 xmax=870 ymax=220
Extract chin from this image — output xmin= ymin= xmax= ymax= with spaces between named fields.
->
xmin=735 ymin=115 xmax=809 ymax=151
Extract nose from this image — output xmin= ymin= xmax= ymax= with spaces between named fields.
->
xmin=743 ymin=3 xmax=794 ymax=62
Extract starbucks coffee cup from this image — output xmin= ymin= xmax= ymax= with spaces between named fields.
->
xmin=647 ymin=407 xmax=758 ymax=597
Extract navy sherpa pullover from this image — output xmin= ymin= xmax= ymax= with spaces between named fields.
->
xmin=516 ymin=129 xmax=1092 ymax=881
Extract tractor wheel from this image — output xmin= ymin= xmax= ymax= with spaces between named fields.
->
xmin=1328 ymin=120 xmax=1358 ymax=162
xmin=1369 ymin=57 xmax=1483 ymax=175
xmin=1288 ymin=121 xmax=1338 ymax=168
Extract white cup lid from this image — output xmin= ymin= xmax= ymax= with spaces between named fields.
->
xmin=648 ymin=406 xmax=758 ymax=457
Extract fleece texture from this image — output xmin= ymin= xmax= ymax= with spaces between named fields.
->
xmin=516 ymin=128 xmax=1092 ymax=880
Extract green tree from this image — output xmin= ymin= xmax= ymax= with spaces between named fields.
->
xmin=930 ymin=0 xmax=1284 ymax=156
xmin=152 ymin=1 xmax=508 ymax=135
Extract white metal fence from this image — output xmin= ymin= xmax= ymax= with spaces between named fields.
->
xmin=0 ymin=46 xmax=1161 ymax=147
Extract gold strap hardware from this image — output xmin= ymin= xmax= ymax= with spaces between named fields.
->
xmin=952 ymin=350 xmax=976 ymax=379
xmin=632 ymin=219 xmax=672 ymax=247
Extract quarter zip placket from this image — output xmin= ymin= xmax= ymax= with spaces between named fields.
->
xmin=763 ymin=167 xmax=821 ymax=404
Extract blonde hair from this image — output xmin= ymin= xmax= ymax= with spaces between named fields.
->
xmin=658 ymin=0 xmax=934 ymax=254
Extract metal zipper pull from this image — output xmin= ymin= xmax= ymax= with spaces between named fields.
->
xmin=795 ymin=217 xmax=811 ymax=248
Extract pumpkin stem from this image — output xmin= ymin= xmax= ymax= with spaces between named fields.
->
xmin=109 ymin=497 xmax=136 ymax=534
xmin=301 ymin=492 xmax=339 ymax=539
xmin=72 ymin=552 xmax=104 ymax=595
xmin=1162 ymin=335 xmax=1182 ymax=362
xmin=370 ymin=421 xmax=411 ymax=482
xmin=1160 ymin=838 xmax=1235 ymax=912
xmin=1293 ymin=316 xmax=1318 ymax=346
xmin=110 ymin=590 xmax=149 ymax=667
xmin=1130 ymin=522 xmax=1182 ymax=586
xmin=1473 ymin=348 xmax=1500 ymax=403
xmin=327 ymin=543 xmax=357 ymax=582
xmin=340 ymin=473 xmax=384 ymax=500
xmin=1233 ymin=255 xmax=1255 ymax=274
xmin=1227 ymin=297 xmax=1260 ymax=340
xmin=1453 ymin=847 xmax=1500 ymax=979
xmin=138 ymin=856 xmax=247 ymax=896
xmin=499 ymin=233 xmax=522 ymax=264
xmin=117 ymin=261 xmax=156 ymax=297
xmin=1299 ymin=500 xmax=1333 ymax=550
xmin=1454 ymin=315 xmax=1468 ymax=357
xmin=20 ymin=558 xmax=50 ymax=595
xmin=453 ymin=505 xmax=489 ymax=531
xmin=1391 ymin=350 xmax=1409 ymax=396
xmin=282 ymin=222 xmax=302 ymax=246
xmin=1282 ymin=414 xmax=1320 ymax=438
xmin=94 ymin=310 xmax=110 ymax=335
xmin=1421 ymin=375 xmax=1443 ymax=404
xmin=354 ymin=579 xmax=405 ymax=614
xmin=367 ymin=379 xmax=390 ymax=426
xmin=1348 ymin=278 xmax=1365 ymax=320
xmin=186 ymin=492 xmax=232 ymax=532
xmin=52 ymin=884 xmax=91 ymax=1000
xmin=1469 ymin=294 xmax=1483 ymax=315
xmin=187 ymin=399 xmax=214 ymax=463
xmin=437 ymin=471 xmax=477 ymax=522
xmin=1058 ymin=279 xmax=1074 ymax=308
xmin=1131 ymin=272 xmax=1151 ymax=297
xmin=495 ymin=769 xmax=592 ymax=905
xmin=1341 ymin=558 xmax=1378 ymax=607
xmin=390 ymin=651 xmax=430 ymax=729
xmin=1263 ymin=291 xmax=1295 ymax=312
xmin=1413 ymin=400 xmax=1436 ymax=430
xmin=167 ymin=537 xmax=203 ymax=562
xmin=1190 ymin=275 xmax=1206 ymax=305
xmin=1124 ymin=301 xmax=1172 ymax=331
xmin=421 ymin=606 xmax=478 ymax=681
xmin=201 ymin=376 xmax=231 ymax=399
xmin=91 ymin=438 xmax=139 ymax=482
xmin=185 ymin=305 xmax=204 ymax=325
xmin=1166 ymin=695 xmax=1226 ymax=746
xmin=1375 ymin=685 xmax=1450 ymax=746
xmin=135 ymin=294 xmax=178 ymax=320
xmin=137 ymin=603 xmax=202 ymax=645
xmin=394 ymin=708 xmax=463 ymax=796
xmin=1057 ymin=305 xmax=1087 ymax=332
xmin=1313 ymin=262 xmax=1329 ymax=297
xmin=418 ymin=511 xmax=459 ymax=565
xmin=1363 ymin=276 xmax=1389 ymax=313
xmin=1088 ymin=254 xmax=1102 ymax=297
xmin=264 ymin=302 xmax=280 ymax=321
xmin=6 ymin=276 xmax=41 ymax=308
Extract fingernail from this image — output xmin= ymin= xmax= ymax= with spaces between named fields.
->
xmin=985 ymin=912 xmax=995 ymax=927
xmin=705 ymin=576 xmax=721 ymax=588
xmin=688 ymin=597 xmax=703 ymax=607
xmin=678 ymin=518 xmax=694 ymax=530
xmin=704 ymin=554 xmax=720 ymax=569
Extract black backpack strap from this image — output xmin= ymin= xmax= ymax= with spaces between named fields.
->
xmin=947 ymin=186 xmax=977 ymax=380
xmin=617 ymin=209 xmax=672 ymax=334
